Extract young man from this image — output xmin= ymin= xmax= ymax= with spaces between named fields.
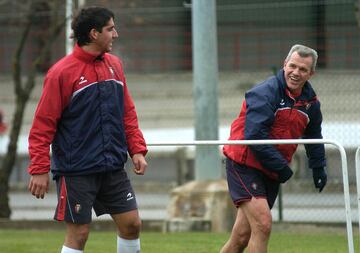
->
xmin=221 ymin=44 xmax=327 ymax=253
xmin=28 ymin=7 xmax=147 ymax=253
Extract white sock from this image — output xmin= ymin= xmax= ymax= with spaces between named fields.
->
xmin=61 ymin=245 xmax=83 ymax=253
xmin=117 ymin=236 xmax=140 ymax=253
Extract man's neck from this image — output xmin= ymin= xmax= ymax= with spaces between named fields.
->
xmin=288 ymin=88 xmax=302 ymax=98
xmin=82 ymin=44 xmax=103 ymax=56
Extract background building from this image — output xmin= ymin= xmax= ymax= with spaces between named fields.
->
xmin=0 ymin=0 xmax=359 ymax=73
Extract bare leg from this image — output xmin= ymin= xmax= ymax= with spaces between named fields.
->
xmin=112 ymin=210 xmax=141 ymax=253
xmin=64 ymin=223 xmax=90 ymax=250
xmin=242 ymin=197 xmax=272 ymax=253
xmin=220 ymin=207 xmax=251 ymax=253
xmin=111 ymin=209 xmax=141 ymax=239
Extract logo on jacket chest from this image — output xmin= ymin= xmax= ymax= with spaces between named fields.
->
xmin=78 ymin=76 xmax=88 ymax=85
xmin=279 ymin=99 xmax=312 ymax=111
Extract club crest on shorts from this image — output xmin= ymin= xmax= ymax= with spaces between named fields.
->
xmin=251 ymin=182 xmax=258 ymax=191
xmin=74 ymin=204 xmax=82 ymax=213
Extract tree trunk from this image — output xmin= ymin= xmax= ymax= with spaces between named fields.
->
xmin=0 ymin=96 xmax=28 ymax=217
xmin=0 ymin=0 xmax=65 ymax=218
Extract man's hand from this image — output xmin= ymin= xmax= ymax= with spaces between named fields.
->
xmin=28 ymin=173 xmax=49 ymax=199
xmin=132 ymin=153 xmax=147 ymax=175
xmin=278 ymin=166 xmax=293 ymax=183
xmin=312 ymin=167 xmax=327 ymax=192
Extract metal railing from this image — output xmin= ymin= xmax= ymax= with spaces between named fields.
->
xmin=148 ymin=139 xmax=354 ymax=253
xmin=355 ymin=146 xmax=360 ymax=251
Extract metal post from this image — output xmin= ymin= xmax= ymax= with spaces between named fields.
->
xmin=65 ymin=0 xmax=73 ymax=55
xmin=270 ymin=67 xmax=283 ymax=222
xmin=334 ymin=143 xmax=354 ymax=253
xmin=65 ymin=0 xmax=87 ymax=55
xmin=355 ymin=147 xmax=360 ymax=248
xmin=192 ymin=0 xmax=221 ymax=180
xmin=278 ymin=185 xmax=283 ymax=221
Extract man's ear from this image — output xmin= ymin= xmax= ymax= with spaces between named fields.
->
xmin=309 ymin=70 xmax=315 ymax=78
xmin=89 ymin=28 xmax=99 ymax=41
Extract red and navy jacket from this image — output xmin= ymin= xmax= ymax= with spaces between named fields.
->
xmin=28 ymin=44 xmax=147 ymax=176
xmin=223 ymin=70 xmax=326 ymax=180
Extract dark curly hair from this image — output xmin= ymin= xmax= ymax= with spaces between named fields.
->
xmin=71 ymin=6 xmax=114 ymax=46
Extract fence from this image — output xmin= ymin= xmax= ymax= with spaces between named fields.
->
xmin=0 ymin=1 xmax=359 ymax=251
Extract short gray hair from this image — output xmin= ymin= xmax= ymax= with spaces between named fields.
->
xmin=285 ymin=44 xmax=318 ymax=71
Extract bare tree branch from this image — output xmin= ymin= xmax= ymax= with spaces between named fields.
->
xmin=25 ymin=0 xmax=67 ymax=95
xmin=12 ymin=1 xmax=33 ymax=99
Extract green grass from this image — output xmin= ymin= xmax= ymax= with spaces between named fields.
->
xmin=0 ymin=229 xmax=358 ymax=253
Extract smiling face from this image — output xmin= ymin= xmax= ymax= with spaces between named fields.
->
xmin=90 ymin=18 xmax=118 ymax=53
xmin=283 ymin=51 xmax=314 ymax=94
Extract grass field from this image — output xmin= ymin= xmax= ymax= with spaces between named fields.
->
xmin=0 ymin=228 xmax=358 ymax=253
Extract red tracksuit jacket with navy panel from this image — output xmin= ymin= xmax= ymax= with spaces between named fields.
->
xmin=28 ymin=44 xmax=147 ymax=176
xmin=223 ymin=70 xmax=326 ymax=180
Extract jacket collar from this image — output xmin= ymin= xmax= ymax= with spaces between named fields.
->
xmin=73 ymin=44 xmax=105 ymax=63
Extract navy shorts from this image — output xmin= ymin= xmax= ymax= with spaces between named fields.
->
xmin=226 ymin=158 xmax=279 ymax=209
xmin=54 ymin=169 xmax=138 ymax=224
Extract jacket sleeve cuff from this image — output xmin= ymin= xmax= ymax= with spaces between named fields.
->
xmin=129 ymin=148 xmax=148 ymax=157
xmin=28 ymin=165 xmax=50 ymax=175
